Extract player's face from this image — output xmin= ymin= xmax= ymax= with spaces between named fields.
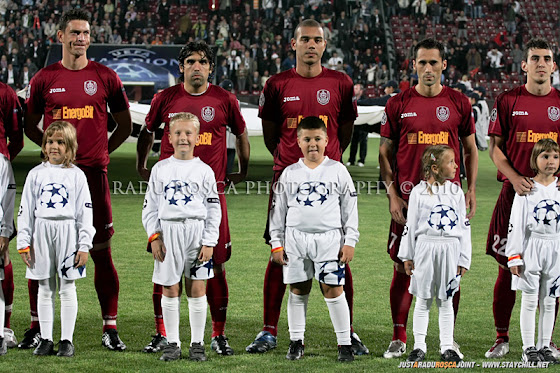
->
xmin=297 ymin=128 xmax=328 ymax=163
xmin=169 ymin=120 xmax=199 ymax=160
xmin=535 ymin=150 xmax=560 ymax=177
xmin=413 ymin=48 xmax=447 ymax=88
xmin=58 ymin=20 xmax=90 ymax=58
xmin=439 ymin=150 xmax=458 ymax=180
xmin=522 ymin=48 xmax=556 ymax=85
xmin=45 ymin=131 xmax=68 ymax=165
xmin=180 ymin=52 xmax=212 ymax=89
xmin=291 ymin=26 xmax=326 ymax=66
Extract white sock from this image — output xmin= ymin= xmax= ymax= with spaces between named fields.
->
xmin=59 ymin=279 xmax=77 ymax=342
xmin=324 ymin=292 xmax=351 ymax=345
xmin=0 ymin=282 xmax=4 ymax=338
xmin=38 ymin=277 xmax=57 ymax=341
xmin=537 ymin=292 xmax=555 ymax=349
xmin=188 ymin=295 xmax=207 ymax=345
xmin=520 ymin=292 xmax=538 ymax=350
xmin=287 ymin=292 xmax=308 ymax=343
xmin=413 ymin=297 xmax=432 ymax=353
xmin=436 ymin=298 xmax=454 ymax=353
xmin=162 ymin=295 xmax=181 ymax=347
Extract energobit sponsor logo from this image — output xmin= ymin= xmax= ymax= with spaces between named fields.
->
xmin=196 ymin=132 xmax=212 ymax=146
xmin=407 ymin=131 xmax=449 ymax=145
xmin=516 ymin=130 xmax=558 ymax=143
xmin=61 ymin=106 xmax=94 ymax=120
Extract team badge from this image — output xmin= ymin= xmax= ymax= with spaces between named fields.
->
xmin=259 ymin=92 xmax=265 ymax=107
xmin=548 ymin=106 xmax=560 ymax=121
xmin=317 ymin=89 xmax=330 ymax=105
xmin=490 ymin=108 xmax=498 ymax=122
xmin=84 ymin=80 xmax=97 ymax=96
xmin=201 ymin=106 xmax=215 ymax=122
xmin=436 ymin=106 xmax=450 ymax=122
xmin=381 ymin=111 xmax=387 ymax=126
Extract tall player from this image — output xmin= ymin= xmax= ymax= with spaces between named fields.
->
xmin=136 ymin=41 xmax=250 ymax=356
xmin=246 ymin=19 xmax=369 ymax=356
xmin=23 ymin=9 xmax=131 ymax=351
xmin=379 ymin=38 xmax=478 ymax=359
xmin=484 ymin=38 xmax=560 ymax=359
xmin=0 ymin=81 xmax=23 ymax=348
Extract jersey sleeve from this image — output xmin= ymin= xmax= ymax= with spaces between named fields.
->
xmin=457 ymin=192 xmax=472 ymax=270
xmin=397 ymin=185 xmax=419 ymax=262
xmin=106 ymin=69 xmax=129 ymax=114
xmin=505 ymin=193 xmax=526 ymax=267
xmin=145 ymin=92 xmax=163 ymax=133
xmin=0 ymin=160 xmax=15 ymax=238
xmin=25 ymin=73 xmax=46 ymax=114
xmin=268 ymin=170 xmax=289 ymax=249
xmin=339 ymin=166 xmax=359 ymax=247
xmin=17 ymin=170 xmax=37 ymax=250
xmin=4 ymin=89 xmax=23 ymax=160
xmin=201 ymin=168 xmax=221 ymax=247
xmin=458 ymin=95 xmax=475 ymax=138
xmin=75 ymin=170 xmax=95 ymax=252
xmin=227 ymin=94 xmax=246 ymax=136
xmin=338 ymin=74 xmax=358 ymax=124
xmin=142 ymin=164 xmax=162 ymax=236
xmin=380 ymin=96 xmax=399 ymax=140
xmin=488 ymin=93 xmax=508 ymax=138
xmin=258 ymin=77 xmax=279 ymax=122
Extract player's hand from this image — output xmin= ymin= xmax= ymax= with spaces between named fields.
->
xmin=510 ymin=266 xmax=521 ymax=277
xmin=198 ymin=245 xmax=214 ymax=262
xmin=0 ymin=236 xmax=9 ymax=255
xmin=339 ymin=245 xmax=355 ymax=264
xmin=151 ymin=239 xmax=166 ymax=262
xmin=403 ymin=260 xmax=414 ymax=276
xmin=511 ymin=174 xmax=533 ymax=196
xmin=271 ymin=249 xmax=287 ymax=266
xmin=457 ymin=266 xmax=467 ymax=276
xmin=389 ymin=195 xmax=408 ymax=225
xmin=20 ymin=246 xmax=32 ymax=267
xmin=137 ymin=167 xmax=151 ymax=182
xmin=226 ymin=172 xmax=247 ymax=185
xmin=74 ymin=251 xmax=88 ymax=268
xmin=465 ymin=189 xmax=476 ymax=219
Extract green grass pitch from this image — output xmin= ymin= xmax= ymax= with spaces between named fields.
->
xmin=2 ymin=136 xmax=538 ymax=371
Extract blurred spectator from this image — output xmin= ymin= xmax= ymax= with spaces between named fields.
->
xmin=157 ymin=0 xmax=170 ymax=27
xmin=260 ymin=69 xmax=270 ymax=87
xmin=250 ymin=70 xmax=261 ymax=91
xmin=281 ymin=51 xmax=295 ymax=71
xmin=466 ymin=46 xmax=481 ymax=74
xmin=104 ymin=0 xmax=114 ymax=15
xmin=270 ymin=56 xmax=282 ymax=75
xmin=108 ymin=28 xmax=122 ymax=44
xmin=2 ymin=63 xmax=17 ymax=89
xmin=460 ymin=74 xmax=473 ymax=90
xmin=328 ymin=51 xmax=343 ymax=70
xmin=442 ymin=7 xmax=454 ymax=24
xmin=376 ymin=63 xmax=389 ymax=86
xmin=487 ymin=47 xmax=504 ymax=80
xmin=456 ymin=10 xmax=468 ymax=39
xmin=511 ymin=43 xmax=523 ymax=74
xmin=263 ymin=0 xmax=275 ymax=19
xmin=474 ymin=0 xmax=484 ymax=18
xmin=18 ymin=64 xmax=32 ymax=88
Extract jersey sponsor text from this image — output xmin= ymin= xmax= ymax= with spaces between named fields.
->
xmin=516 ymin=130 xmax=558 ymax=143
xmin=196 ymin=132 xmax=212 ymax=146
xmin=407 ymin=131 xmax=449 ymax=145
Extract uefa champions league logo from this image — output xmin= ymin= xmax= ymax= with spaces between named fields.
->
xmin=164 ymin=180 xmax=193 ymax=206
xmin=40 ymin=183 xmax=69 ymax=209
xmin=427 ymin=204 xmax=458 ymax=232
xmin=295 ymin=181 xmax=329 ymax=207
xmin=533 ymin=199 xmax=560 ymax=225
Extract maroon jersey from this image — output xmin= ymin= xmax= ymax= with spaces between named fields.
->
xmin=145 ymin=83 xmax=246 ymax=189
xmin=381 ymin=86 xmax=474 ymax=198
xmin=259 ymin=67 xmax=357 ymax=171
xmin=26 ymin=61 xmax=129 ymax=170
xmin=488 ymin=85 xmax=560 ymax=182
xmin=0 ymin=82 xmax=23 ymax=160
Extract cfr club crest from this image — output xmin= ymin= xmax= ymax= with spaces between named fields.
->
xmin=84 ymin=80 xmax=97 ymax=96
xmin=548 ymin=106 xmax=560 ymax=121
xmin=201 ymin=106 xmax=215 ymax=122
xmin=436 ymin=106 xmax=450 ymax=122
xmin=317 ymin=89 xmax=330 ymax=105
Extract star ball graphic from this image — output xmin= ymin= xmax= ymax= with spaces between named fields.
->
xmin=40 ymin=183 xmax=69 ymax=209
xmin=60 ymin=251 xmax=86 ymax=278
xmin=164 ymin=180 xmax=193 ymax=206
xmin=427 ymin=204 xmax=458 ymax=232
xmin=533 ymin=199 xmax=560 ymax=226
xmin=296 ymin=181 xmax=329 ymax=207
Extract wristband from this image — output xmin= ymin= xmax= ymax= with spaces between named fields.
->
xmin=508 ymin=254 xmax=521 ymax=262
xmin=148 ymin=232 xmax=161 ymax=243
xmin=18 ymin=246 xmax=30 ymax=254
xmin=271 ymin=246 xmax=283 ymax=253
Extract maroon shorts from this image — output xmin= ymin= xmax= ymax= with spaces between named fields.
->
xmin=214 ymin=193 xmax=231 ymax=265
xmin=387 ymin=218 xmax=406 ymax=264
xmin=485 ymin=181 xmax=515 ymax=266
xmin=263 ymin=170 xmax=283 ymax=245
xmin=78 ymin=165 xmax=114 ymax=245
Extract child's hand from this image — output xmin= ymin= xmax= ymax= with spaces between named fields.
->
xmin=0 ymin=236 xmax=9 ymax=255
xmin=510 ymin=266 xmax=521 ymax=277
xmin=20 ymin=247 xmax=32 ymax=267
xmin=339 ymin=245 xmax=354 ymax=264
xmin=74 ymin=251 xmax=88 ymax=268
xmin=457 ymin=266 xmax=467 ymax=276
xmin=198 ymin=245 xmax=214 ymax=262
xmin=271 ymin=249 xmax=287 ymax=266
xmin=151 ymin=239 xmax=166 ymax=262
xmin=404 ymin=260 xmax=414 ymax=276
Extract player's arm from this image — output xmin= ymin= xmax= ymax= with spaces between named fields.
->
xmin=262 ymin=118 xmax=280 ymax=155
xmin=338 ymin=119 xmax=354 ymax=153
xmin=460 ymin=133 xmax=478 ymax=218
xmin=379 ymin=136 xmax=407 ymax=225
xmin=227 ymin=129 xmax=250 ymax=184
xmin=489 ymin=134 xmax=533 ymax=195
xmin=505 ymin=194 xmax=526 ymax=276
xmin=24 ymin=111 xmax=44 ymax=147
xmin=6 ymin=92 xmax=23 ymax=160
xmin=107 ymin=109 xmax=132 ymax=154
xmin=136 ymin=127 xmax=154 ymax=181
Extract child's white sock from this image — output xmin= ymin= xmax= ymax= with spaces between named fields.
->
xmin=287 ymin=292 xmax=309 ymax=343
xmin=59 ymin=279 xmax=77 ymax=342
xmin=537 ymin=291 xmax=555 ymax=349
xmin=413 ymin=297 xmax=432 ymax=353
xmin=520 ymin=292 xmax=538 ymax=350
xmin=0 ymin=282 xmax=4 ymax=339
xmin=188 ymin=295 xmax=207 ymax=345
xmin=162 ymin=295 xmax=181 ymax=347
xmin=38 ymin=277 xmax=57 ymax=341
xmin=324 ymin=292 xmax=351 ymax=345
xmin=437 ymin=298 xmax=454 ymax=353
